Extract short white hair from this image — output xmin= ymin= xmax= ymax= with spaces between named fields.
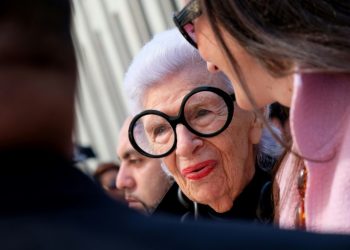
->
xmin=123 ymin=28 xmax=232 ymax=113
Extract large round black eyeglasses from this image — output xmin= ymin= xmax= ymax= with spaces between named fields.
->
xmin=128 ymin=86 xmax=236 ymax=158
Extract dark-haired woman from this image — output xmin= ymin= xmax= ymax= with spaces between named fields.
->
xmin=174 ymin=0 xmax=350 ymax=233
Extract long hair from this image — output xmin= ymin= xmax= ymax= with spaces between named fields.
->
xmin=201 ymin=0 xmax=350 ymax=76
xmin=200 ymin=0 xmax=350 ymax=223
xmin=200 ymin=0 xmax=350 ymax=149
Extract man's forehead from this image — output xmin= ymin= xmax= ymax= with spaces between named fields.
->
xmin=117 ymin=117 xmax=134 ymax=152
xmin=118 ymin=148 xmax=142 ymax=162
xmin=117 ymin=131 xmax=141 ymax=160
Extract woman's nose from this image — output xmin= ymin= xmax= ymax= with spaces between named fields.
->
xmin=116 ymin=166 xmax=136 ymax=190
xmin=207 ymin=61 xmax=220 ymax=73
xmin=175 ymin=125 xmax=203 ymax=157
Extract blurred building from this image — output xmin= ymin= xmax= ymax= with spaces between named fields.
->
xmin=72 ymin=0 xmax=181 ymax=172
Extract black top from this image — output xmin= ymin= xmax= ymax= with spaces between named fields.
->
xmin=154 ymin=153 xmax=274 ymax=224
xmin=201 ymin=167 xmax=273 ymax=223
xmin=153 ymin=182 xmax=190 ymax=217
xmin=1 ymin=148 xmax=350 ymax=250
xmin=174 ymin=167 xmax=273 ymax=223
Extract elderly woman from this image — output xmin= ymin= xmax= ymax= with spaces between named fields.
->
xmin=124 ymin=29 xmax=281 ymax=222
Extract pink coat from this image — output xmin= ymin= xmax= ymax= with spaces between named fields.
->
xmin=278 ymin=73 xmax=350 ymax=233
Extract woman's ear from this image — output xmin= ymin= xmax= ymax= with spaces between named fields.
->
xmin=249 ymin=112 xmax=263 ymax=145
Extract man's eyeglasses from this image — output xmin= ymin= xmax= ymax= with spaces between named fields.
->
xmin=128 ymin=86 xmax=235 ymax=158
xmin=173 ymin=0 xmax=202 ymax=48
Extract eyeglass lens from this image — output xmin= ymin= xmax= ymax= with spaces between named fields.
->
xmin=173 ymin=0 xmax=201 ymax=48
xmin=184 ymin=90 xmax=229 ymax=134
xmin=183 ymin=22 xmax=196 ymax=45
xmin=131 ymin=90 xmax=229 ymax=157
xmin=132 ymin=114 xmax=175 ymax=156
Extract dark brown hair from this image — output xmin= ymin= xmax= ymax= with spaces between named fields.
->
xmin=201 ymin=0 xmax=350 ymax=76
xmin=200 ymin=1 xmax=350 ymax=141
xmin=93 ymin=162 xmax=120 ymax=183
xmin=200 ymin=0 xmax=350 ymax=223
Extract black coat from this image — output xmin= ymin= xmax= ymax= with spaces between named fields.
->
xmin=1 ymin=149 xmax=350 ymax=250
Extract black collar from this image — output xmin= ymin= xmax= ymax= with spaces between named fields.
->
xmin=176 ymin=167 xmax=274 ymax=223
xmin=202 ymin=167 xmax=273 ymax=223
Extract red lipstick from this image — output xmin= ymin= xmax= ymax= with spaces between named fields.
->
xmin=181 ymin=160 xmax=216 ymax=180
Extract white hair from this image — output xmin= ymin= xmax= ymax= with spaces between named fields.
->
xmin=123 ymin=28 xmax=232 ymax=114
xmin=256 ymin=126 xmax=284 ymax=172
xmin=123 ymin=28 xmax=283 ymax=176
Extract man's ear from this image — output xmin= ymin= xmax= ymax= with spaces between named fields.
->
xmin=249 ymin=112 xmax=264 ymax=145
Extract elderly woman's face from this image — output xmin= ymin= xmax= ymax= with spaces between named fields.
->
xmin=142 ymin=70 xmax=263 ymax=213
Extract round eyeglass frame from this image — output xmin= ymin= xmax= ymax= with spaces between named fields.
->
xmin=128 ymin=86 xmax=236 ymax=158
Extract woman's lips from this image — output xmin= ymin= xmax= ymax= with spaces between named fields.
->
xmin=181 ymin=160 xmax=216 ymax=180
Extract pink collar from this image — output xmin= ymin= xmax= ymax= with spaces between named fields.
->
xmin=290 ymin=73 xmax=350 ymax=160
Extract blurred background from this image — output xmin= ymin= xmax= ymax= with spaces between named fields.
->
xmin=72 ymin=0 xmax=182 ymax=172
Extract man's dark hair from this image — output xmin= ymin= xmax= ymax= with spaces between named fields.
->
xmin=269 ymin=103 xmax=290 ymax=127
xmin=93 ymin=162 xmax=120 ymax=183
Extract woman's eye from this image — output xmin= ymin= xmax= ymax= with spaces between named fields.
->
xmin=154 ymin=126 xmax=167 ymax=137
xmin=195 ymin=109 xmax=211 ymax=118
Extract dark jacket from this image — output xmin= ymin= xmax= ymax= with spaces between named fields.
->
xmin=176 ymin=167 xmax=273 ymax=223
xmin=1 ymin=149 xmax=350 ymax=250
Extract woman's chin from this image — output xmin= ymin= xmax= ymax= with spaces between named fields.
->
xmin=206 ymin=198 xmax=233 ymax=213
xmin=236 ymin=97 xmax=255 ymax=111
